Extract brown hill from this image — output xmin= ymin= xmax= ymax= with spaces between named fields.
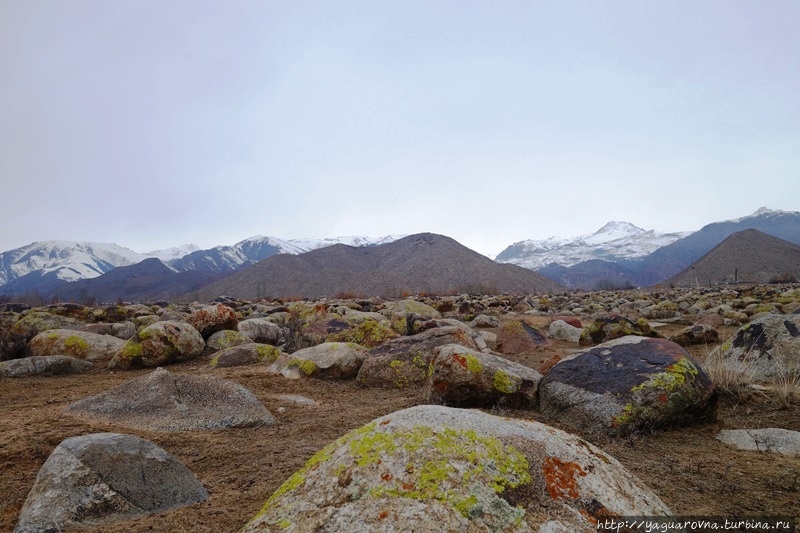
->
xmin=192 ymin=233 xmax=565 ymax=301
xmin=662 ymin=229 xmax=800 ymax=287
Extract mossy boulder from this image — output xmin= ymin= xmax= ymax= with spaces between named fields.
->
xmin=426 ymin=344 xmax=542 ymax=408
xmin=240 ymin=405 xmax=673 ymax=532
xmin=711 ymin=314 xmax=800 ymax=381
xmin=539 ymin=336 xmax=716 ymax=436
xmin=578 ymin=314 xmax=660 ymax=346
xmin=11 ymin=312 xmax=82 ymax=340
xmin=383 ymin=299 xmax=442 ymax=319
xmin=28 ymin=329 xmax=126 ymax=362
xmin=205 ymin=329 xmax=252 ymax=353
xmin=328 ymin=319 xmax=398 ymax=348
xmin=209 ymin=343 xmax=282 ymax=368
xmin=184 ymin=304 xmax=238 ymax=339
xmin=108 ymin=321 xmax=205 ymax=370
xmin=357 ymin=326 xmax=478 ymax=389
xmin=268 ymin=342 xmax=368 ymax=380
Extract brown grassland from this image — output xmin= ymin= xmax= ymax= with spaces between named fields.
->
xmin=1 ymin=321 xmax=799 ymax=532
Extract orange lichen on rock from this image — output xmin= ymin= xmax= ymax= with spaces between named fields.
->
xmin=543 ymin=456 xmax=587 ymax=500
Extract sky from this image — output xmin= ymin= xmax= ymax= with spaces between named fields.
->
xmin=1 ymin=1 xmax=798 ymax=258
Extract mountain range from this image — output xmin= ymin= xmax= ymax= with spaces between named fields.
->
xmin=498 ymin=207 xmax=800 ymax=289
xmin=0 ymin=207 xmax=798 ymax=301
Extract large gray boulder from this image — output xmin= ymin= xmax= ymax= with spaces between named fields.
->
xmin=238 ymin=317 xmax=284 ymax=345
xmin=426 ymin=344 xmax=542 ymax=408
xmin=268 ymin=342 xmax=368 ymax=379
xmin=28 ymin=329 xmax=126 ymax=361
xmin=539 ymin=336 xmax=716 ymax=436
xmin=712 ymin=314 xmax=800 ymax=380
xmin=548 ymin=320 xmax=583 ymax=343
xmin=0 ymin=356 xmax=93 ymax=377
xmin=240 ymin=405 xmax=673 ymax=532
xmin=66 ymin=367 xmax=275 ymax=431
xmin=108 ymin=320 xmax=205 ymax=370
xmin=716 ymin=428 xmax=800 ymax=455
xmin=357 ymin=326 xmax=478 ymax=389
xmin=14 ymin=433 xmax=207 ymax=533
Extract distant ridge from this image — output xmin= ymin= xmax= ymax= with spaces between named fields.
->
xmin=193 ymin=233 xmax=565 ymax=301
xmin=662 ymin=229 xmax=800 ymax=287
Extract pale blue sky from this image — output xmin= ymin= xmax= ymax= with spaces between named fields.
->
xmin=1 ymin=1 xmax=798 ymax=257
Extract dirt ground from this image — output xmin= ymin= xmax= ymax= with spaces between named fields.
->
xmin=1 ymin=322 xmax=799 ymax=532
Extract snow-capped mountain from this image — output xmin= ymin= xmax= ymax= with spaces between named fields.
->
xmin=167 ymin=234 xmax=404 ymax=274
xmin=0 ymin=235 xmax=407 ymax=288
xmin=287 ymin=234 xmax=406 ymax=251
xmin=145 ymin=244 xmax=201 ymax=262
xmin=495 ymin=221 xmax=692 ymax=270
xmin=0 ymin=241 xmax=150 ymax=286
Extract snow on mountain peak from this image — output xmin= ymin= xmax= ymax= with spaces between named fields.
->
xmin=495 ymin=222 xmax=691 ymax=269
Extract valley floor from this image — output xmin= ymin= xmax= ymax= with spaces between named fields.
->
xmin=1 ymin=323 xmax=799 ymax=531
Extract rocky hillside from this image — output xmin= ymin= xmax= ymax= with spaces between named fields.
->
xmin=662 ymin=229 xmax=800 ymax=287
xmin=194 ymin=233 xmax=565 ymax=301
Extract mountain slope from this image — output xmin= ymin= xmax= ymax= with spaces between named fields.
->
xmin=496 ymin=221 xmax=690 ymax=270
xmin=0 ymin=241 xmax=149 ymax=286
xmin=662 ymin=229 xmax=800 ymax=287
xmin=50 ymin=258 xmax=223 ymax=303
xmin=167 ymin=235 xmax=404 ymax=273
xmin=636 ymin=207 xmax=800 ymax=285
xmin=194 ymin=233 xmax=565 ymax=301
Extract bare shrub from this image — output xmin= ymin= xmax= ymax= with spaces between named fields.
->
xmin=272 ymin=309 xmax=314 ymax=354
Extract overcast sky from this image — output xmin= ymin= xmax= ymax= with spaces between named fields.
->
xmin=1 ymin=1 xmax=798 ymax=258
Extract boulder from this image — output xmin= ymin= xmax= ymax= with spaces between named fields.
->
xmin=548 ymin=320 xmax=583 ymax=343
xmin=497 ymin=319 xmax=552 ymax=354
xmin=327 ymin=319 xmax=398 ymax=348
xmin=108 ymin=321 xmax=205 ymax=370
xmin=28 ymin=329 xmax=126 ymax=362
xmin=0 ymin=356 xmax=93 ymax=377
xmin=268 ymin=342 xmax=368 ymax=380
xmin=238 ymin=317 xmax=285 ymax=345
xmin=712 ymin=314 xmax=800 ymax=380
xmin=357 ymin=326 xmax=478 ymax=389
xmin=579 ymin=314 xmax=660 ymax=346
xmin=205 ymin=329 xmax=252 ymax=352
xmin=716 ymin=428 xmax=800 ymax=455
xmin=209 ymin=343 xmax=282 ymax=368
xmin=15 ymin=433 xmax=207 ymax=533
xmin=11 ymin=312 xmax=82 ymax=339
xmin=383 ymin=299 xmax=442 ymax=319
xmin=426 ymin=344 xmax=542 ymax=408
xmin=468 ymin=314 xmax=500 ymax=328
xmin=66 ymin=367 xmax=275 ymax=431
xmin=184 ymin=304 xmax=238 ymax=338
xmin=240 ymin=405 xmax=673 ymax=532
xmin=79 ymin=321 xmax=137 ymax=340
xmin=669 ymin=324 xmax=719 ymax=347
xmin=552 ymin=315 xmax=582 ymax=328
xmin=694 ymin=313 xmax=724 ymax=329
xmin=539 ymin=336 xmax=716 ymax=436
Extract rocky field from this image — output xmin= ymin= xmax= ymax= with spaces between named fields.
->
xmin=1 ymin=284 xmax=799 ymax=531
